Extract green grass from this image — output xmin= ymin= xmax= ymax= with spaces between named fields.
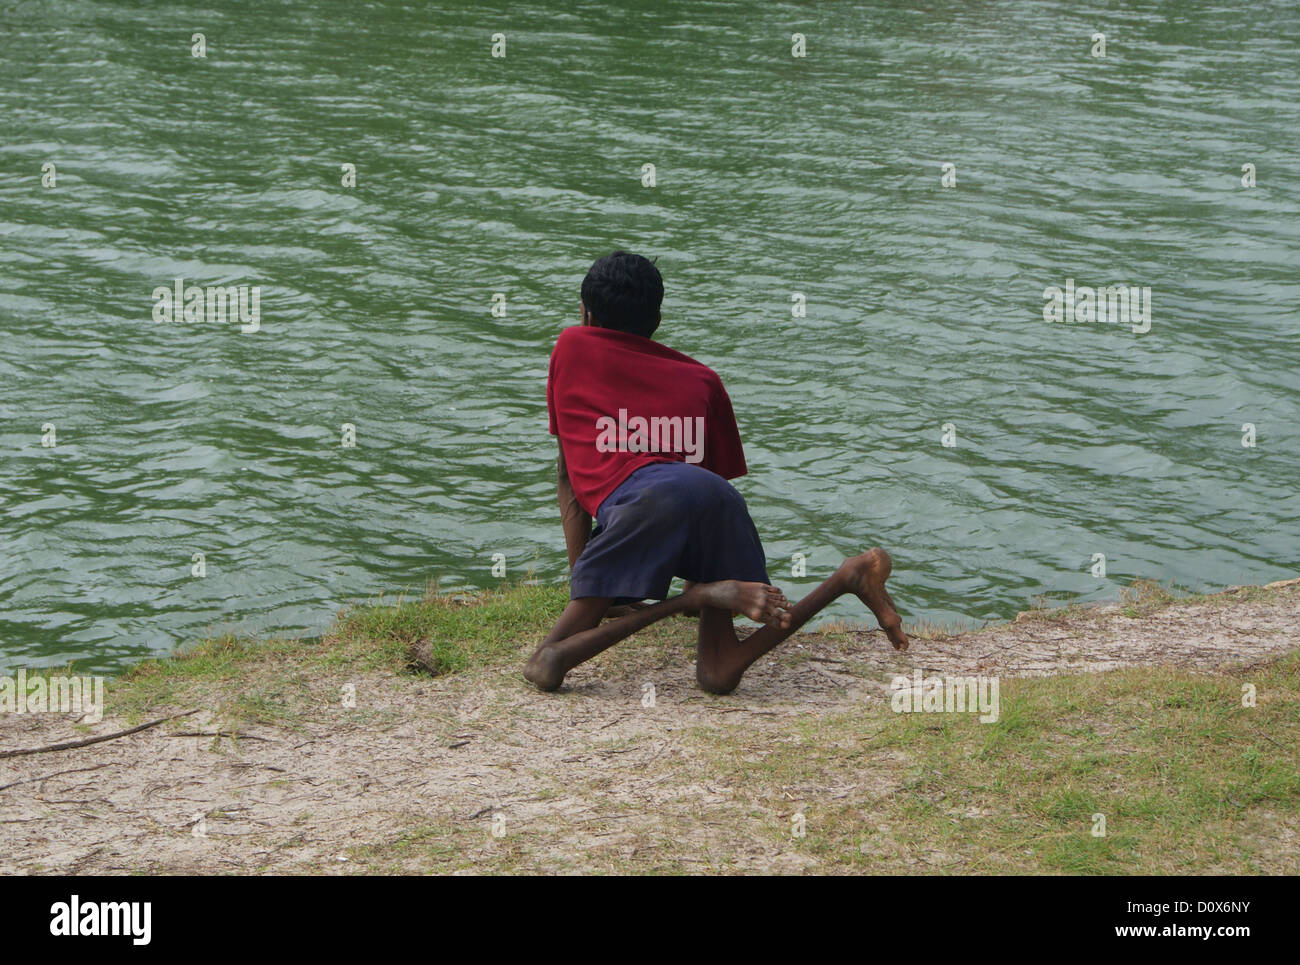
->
xmin=102 ymin=581 xmax=570 ymax=724
xmin=687 ymin=654 xmax=1300 ymax=874
xmin=332 ymin=581 xmax=569 ymax=675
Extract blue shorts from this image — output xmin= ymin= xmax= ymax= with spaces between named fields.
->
xmin=569 ymin=461 xmax=771 ymax=603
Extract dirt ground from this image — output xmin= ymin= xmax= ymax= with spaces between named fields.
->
xmin=3 ymin=578 xmax=1298 ymax=874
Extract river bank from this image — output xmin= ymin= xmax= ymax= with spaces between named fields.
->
xmin=3 ymin=578 xmax=1298 ymax=874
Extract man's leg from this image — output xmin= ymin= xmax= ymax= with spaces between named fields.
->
xmin=524 ymin=581 xmax=790 ymax=692
xmin=595 ymin=582 xmax=702 ymax=621
xmin=695 ymin=547 xmax=908 ymax=695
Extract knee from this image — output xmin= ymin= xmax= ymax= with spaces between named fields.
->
xmin=696 ymin=663 xmax=738 ymax=696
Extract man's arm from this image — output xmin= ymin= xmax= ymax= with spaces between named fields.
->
xmin=556 ymin=444 xmax=591 ymax=568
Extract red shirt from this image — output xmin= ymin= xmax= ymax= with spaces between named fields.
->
xmin=547 ymin=325 xmax=748 ymax=516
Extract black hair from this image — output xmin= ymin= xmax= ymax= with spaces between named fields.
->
xmin=580 ymin=251 xmax=664 ymax=338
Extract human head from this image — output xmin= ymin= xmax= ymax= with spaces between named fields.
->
xmin=579 ymin=251 xmax=663 ymax=338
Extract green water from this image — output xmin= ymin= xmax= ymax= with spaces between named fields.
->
xmin=2 ymin=1 xmax=1298 ymax=675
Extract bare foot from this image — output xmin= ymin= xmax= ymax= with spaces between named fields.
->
xmin=688 ymin=580 xmax=792 ymax=628
xmin=838 ymin=548 xmax=909 ymax=650
xmin=523 ymin=645 xmax=567 ymax=691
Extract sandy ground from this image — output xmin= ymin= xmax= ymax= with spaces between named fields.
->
xmin=3 ymin=579 xmax=1298 ymax=874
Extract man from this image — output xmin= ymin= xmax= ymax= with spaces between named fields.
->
xmin=524 ymin=251 xmax=908 ymax=694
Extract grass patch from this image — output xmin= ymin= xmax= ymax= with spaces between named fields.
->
xmin=687 ymin=654 xmax=1300 ymax=873
xmin=335 ymin=581 xmax=568 ymax=675
xmin=102 ymin=581 xmax=569 ymax=723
